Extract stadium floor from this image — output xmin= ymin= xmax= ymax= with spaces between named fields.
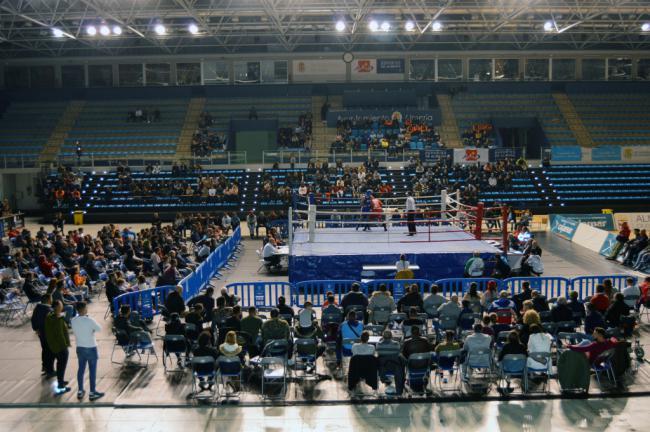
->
xmin=1 ymin=226 xmax=648 ymax=431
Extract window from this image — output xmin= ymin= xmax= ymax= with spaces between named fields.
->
xmin=637 ymin=59 xmax=650 ymax=81
xmin=61 ymin=65 xmax=85 ymax=88
xmin=145 ymin=63 xmax=171 ymax=86
xmin=494 ymin=59 xmax=519 ymax=80
xmin=469 ymin=59 xmax=492 ymax=81
xmin=234 ymin=61 xmax=260 ymax=83
xmin=608 ymin=58 xmax=632 ymax=80
xmin=119 ymin=64 xmax=143 ymax=87
xmin=525 ymin=59 xmax=549 ymax=81
xmin=203 ymin=61 xmax=229 ymax=85
xmin=409 ymin=60 xmax=435 ymax=81
xmin=437 ymin=59 xmax=462 ymax=81
xmin=30 ymin=66 xmax=55 ymax=88
xmin=88 ymin=65 xmax=113 ymax=87
xmin=552 ymin=59 xmax=576 ymax=81
xmin=176 ymin=63 xmax=201 ymax=85
xmin=581 ymin=59 xmax=605 ymax=80
xmin=4 ymin=66 xmax=30 ymax=88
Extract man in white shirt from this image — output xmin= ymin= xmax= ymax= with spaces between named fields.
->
xmin=405 ymin=193 xmax=417 ymax=236
xmin=395 ymin=254 xmax=410 ymax=272
xmin=622 ymin=277 xmax=641 ymax=307
xmin=262 ymin=238 xmax=282 ymax=269
xmin=70 ymin=302 xmax=104 ymax=401
xmin=351 ymin=331 xmax=376 ymax=356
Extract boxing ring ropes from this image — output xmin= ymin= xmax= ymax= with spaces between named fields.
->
xmin=288 ymin=189 xmax=510 ymax=254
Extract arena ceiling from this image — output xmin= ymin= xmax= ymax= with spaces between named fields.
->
xmin=0 ymin=0 xmax=649 ymax=58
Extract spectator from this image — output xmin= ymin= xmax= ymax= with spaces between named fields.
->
xmin=337 ymin=310 xmax=364 ymax=366
xmin=70 ymin=301 xmax=104 ymax=401
xmin=498 ymin=330 xmax=527 ymax=362
xmin=188 ymin=287 xmax=215 ymax=317
xmin=423 ymin=284 xmax=446 ymax=317
xmin=396 ymin=284 xmax=424 ymax=313
xmin=551 ymin=296 xmax=574 ymax=323
xmin=340 ymin=283 xmax=368 ymax=314
xmin=569 ymin=327 xmax=618 ymax=364
xmin=164 ymin=285 xmax=186 ymax=316
xmin=261 ymin=308 xmax=290 ymax=346
xmin=584 ymin=303 xmax=606 ymax=335
xmin=437 ymin=295 xmax=462 ymax=324
xmin=368 ymin=284 xmax=395 ymax=323
xmin=605 ymin=293 xmax=630 ymax=328
xmin=526 ymin=324 xmax=552 ymax=371
xmin=531 ymin=290 xmax=550 ymax=313
xmin=31 ymin=294 xmax=54 ymax=377
xmin=401 ymin=326 xmax=432 ymax=359
xmin=44 ymin=300 xmax=71 ymax=394
xmin=621 ymin=277 xmax=641 ymax=307
xmin=590 ymin=284 xmax=610 ymax=314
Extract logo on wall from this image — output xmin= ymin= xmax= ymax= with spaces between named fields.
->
xmin=464 ymin=149 xmax=479 ymax=161
xmin=623 ymin=148 xmax=633 ymax=160
xmin=297 ymin=62 xmax=306 ymax=73
xmin=355 ymin=60 xmax=374 ymax=73
xmin=391 ymin=111 xmax=403 ymax=122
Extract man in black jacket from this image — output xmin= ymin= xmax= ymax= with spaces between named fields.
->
xmin=31 ymin=294 xmax=54 ymax=376
xmin=164 ymin=285 xmax=186 ymax=316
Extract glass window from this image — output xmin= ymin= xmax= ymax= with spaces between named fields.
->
xmin=29 ymin=66 xmax=55 ymax=88
xmin=61 ymin=65 xmax=85 ymax=88
xmin=581 ymin=59 xmax=605 ymax=80
xmin=260 ymin=60 xmax=287 ymax=83
xmin=437 ymin=59 xmax=462 ymax=81
xmin=494 ymin=59 xmax=519 ymax=80
xmin=234 ymin=61 xmax=260 ymax=83
xmin=119 ymin=64 xmax=143 ymax=87
xmin=4 ymin=66 xmax=30 ymax=88
xmin=203 ymin=61 xmax=229 ymax=85
xmin=88 ymin=65 xmax=113 ymax=87
xmin=145 ymin=63 xmax=170 ymax=86
xmin=468 ymin=59 xmax=491 ymax=81
xmin=176 ymin=63 xmax=201 ymax=85
xmin=637 ymin=59 xmax=650 ymax=81
xmin=552 ymin=59 xmax=576 ymax=81
xmin=409 ymin=60 xmax=435 ymax=81
xmin=525 ymin=59 xmax=548 ymax=81
xmin=608 ymin=58 xmax=632 ymax=80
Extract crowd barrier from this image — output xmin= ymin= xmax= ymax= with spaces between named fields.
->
xmin=227 ymin=274 xmax=635 ymax=308
xmin=113 ymin=227 xmax=241 ymax=317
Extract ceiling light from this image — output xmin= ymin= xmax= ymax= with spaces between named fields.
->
xmin=432 ymin=21 xmax=443 ymax=32
xmin=188 ymin=23 xmax=199 ymax=34
xmin=86 ymin=25 xmax=97 ymax=36
xmin=335 ymin=20 xmax=346 ymax=32
xmin=154 ymin=24 xmax=166 ymax=35
xmin=405 ymin=20 xmax=415 ymax=32
xmin=642 ymin=23 xmax=650 ymax=32
xmin=544 ymin=21 xmax=554 ymax=32
xmin=380 ymin=21 xmax=391 ymax=32
xmin=368 ymin=20 xmax=379 ymax=32
xmin=99 ymin=25 xmax=110 ymax=36
xmin=112 ymin=25 xmax=122 ymax=35
xmin=52 ymin=28 xmax=64 ymax=38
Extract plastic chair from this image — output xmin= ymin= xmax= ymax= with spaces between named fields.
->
xmin=526 ymin=351 xmax=552 ymax=393
xmin=464 ymin=349 xmax=494 ymax=381
xmin=261 ymin=357 xmax=288 ymax=399
xmin=499 ymin=354 xmax=528 ymax=394
xmin=370 ymin=306 xmax=392 ymax=325
xmin=406 ymin=352 xmax=432 ymax=395
xmin=163 ymin=334 xmax=188 ymax=373
xmin=191 ymin=356 xmax=217 ymax=400
xmin=263 ymin=339 xmax=290 ymax=360
xmin=110 ymin=327 xmax=135 ymax=365
xmin=217 ymin=356 xmax=243 ymax=401
xmin=434 ymin=349 xmax=461 ymax=390
xmin=294 ymin=338 xmax=318 ymax=377
xmin=592 ymin=349 xmax=617 ymax=388
xmin=363 ymin=324 xmax=385 ymax=336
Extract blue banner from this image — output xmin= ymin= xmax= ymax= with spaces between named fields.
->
xmin=420 ymin=148 xmax=451 ymax=164
xmin=377 ymin=59 xmax=405 ymax=74
xmin=550 ymin=214 xmax=579 ymax=240
xmin=549 ymin=213 xmax=616 ymax=231
xmin=599 ymin=233 xmax=619 ymax=257
xmin=551 ymin=145 xmax=582 ymax=162
xmin=591 ymin=145 xmax=621 ymax=161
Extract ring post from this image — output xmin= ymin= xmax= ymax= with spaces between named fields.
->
xmin=501 ymin=205 xmax=509 ymax=252
xmin=440 ymin=189 xmax=448 ymax=221
xmin=474 ymin=202 xmax=484 ymax=240
xmin=288 ymin=207 xmax=293 ymax=255
xmin=308 ymin=203 xmax=316 ymax=243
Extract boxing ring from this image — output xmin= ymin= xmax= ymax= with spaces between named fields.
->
xmin=288 ymin=190 xmax=507 ymax=283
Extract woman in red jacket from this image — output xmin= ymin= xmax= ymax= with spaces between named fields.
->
xmin=607 ymin=222 xmax=631 ymax=259
xmin=38 ymin=254 xmax=57 ymax=278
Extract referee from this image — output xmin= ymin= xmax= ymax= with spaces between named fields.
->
xmin=405 ymin=192 xmax=416 ymax=236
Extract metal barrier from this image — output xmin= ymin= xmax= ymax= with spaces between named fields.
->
xmin=113 ymin=285 xmax=175 ymax=320
xmin=571 ymin=275 xmax=632 ymax=298
xmin=225 ymin=281 xmax=293 ymax=308
xmin=504 ymin=277 xmax=571 ymax=299
xmin=363 ymin=279 xmax=431 ymax=301
xmin=292 ymin=280 xmax=358 ymax=307
xmin=435 ymin=278 xmax=502 ymax=297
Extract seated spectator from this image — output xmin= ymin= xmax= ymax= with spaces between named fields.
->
xmin=164 ymin=285 xmax=186 ymax=316
xmin=219 ymin=330 xmax=243 ymax=359
xmin=521 ymin=250 xmax=544 ymax=276
xmin=462 ymin=282 xmax=483 ymax=313
xmin=590 ymin=284 xmax=610 ymax=314
xmin=401 ymin=326 xmax=432 ymax=359
xmin=569 ymin=327 xmax=618 ymax=364
xmin=435 ymin=330 xmax=461 ymax=354
xmin=240 ymin=306 xmax=263 ymax=353
xmin=348 ymin=331 xmax=378 ymax=394
xmin=276 ymin=296 xmax=295 ymax=324
xmin=603 ymin=279 xmax=618 ymax=300
xmin=186 ymin=304 xmax=207 ymax=329
xmin=488 ymin=290 xmax=516 ymax=314
xmin=219 ymin=288 xmax=238 ymax=308
xmin=513 ymin=282 xmax=533 ymax=312
xmin=498 ymin=330 xmax=527 ymax=362
xmin=337 ymin=310 xmax=364 ymax=365
xmin=375 ymin=330 xmax=405 ymax=396
xmin=114 ymin=305 xmax=151 ymax=345
xmin=605 ymin=293 xmax=630 ymax=328
xmin=340 ymin=283 xmax=368 ymax=315
xmin=397 ymin=284 xmax=424 ymax=313
xmin=531 ymin=290 xmax=549 ymax=312
xmin=157 ymin=260 xmax=181 ymax=287
xmin=526 ymin=324 xmax=552 ymax=371
xmin=261 ymin=308 xmax=290 ymax=347
xmin=551 ymin=296 xmax=574 ymax=324
xmin=437 ymin=295 xmax=461 ymax=324
xmin=188 ymin=287 xmax=215 ymax=317
xmin=584 ymin=303 xmax=606 ymax=335
xmin=481 ymin=280 xmax=499 ymax=308
xmin=481 ymin=315 xmax=495 ymax=337
xmin=368 ymin=284 xmax=395 ymax=323
xmin=461 ymin=324 xmax=492 ymax=377
xmin=567 ymin=291 xmax=585 ymax=321
xmin=423 ymin=284 xmax=446 ymax=317
xmin=621 ymin=277 xmax=641 ymax=308
xmin=402 ymin=307 xmax=425 ymax=336
xmin=164 ymin=313 xmax=189 ymax=360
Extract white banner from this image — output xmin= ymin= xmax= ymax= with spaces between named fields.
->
xmin=622 ymin=146 xmax=650 ymax=162
xmin=572 ymin=223 xmax=611 ymax=253
xmin=453 ymin=148 xmax=490 ymax=164
xmin=614 ymin=212 xmax=650 ymax=232
xmin=292 ymin=59 xmax=346 ymax=82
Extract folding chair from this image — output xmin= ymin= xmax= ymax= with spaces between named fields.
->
xmin=129 ymin=330 xmax=158 ymax=367
xmin=110 ymin=328 xmax=136 ymax=365
xmin=406 ymin=352 xmax=432 ymax=395
xmin=191 ymin=356 xmax=217 ymax=401
xmin=261 ymin=357 xmax=288 ymax=399
xmin=555 ymin=321 xmax=576 ymax=334
xmin=294 ymin=338 xmax=318 ymax=377
xmin=495 ymin=331 xmax=512 ymax=352
xmin=433 ymin=350 xmax=461 ymax=390
xmin=155 ymin=305 xmax=170 ymax=337
xmin=498 ymin=354 xmax=528 ymax=394
xmin=437 ymin=315 xmax=457 ymax=333
xmin=217 ymin=356 xmax=243 ymax=401
xmin=364 ymin=324 xmax=385 ymax=336
xmin=458 ymin=312 xmax=475 ymax=332
xmin=263 ymin=339 xmax=290 ymax=361
xmin=370 ymin=306 xmax=392 ymax=325
xmin=163 ymin=334 xmax=188 ymax=373
xmin=526 ymin=351 xmax=552 ymax=393
xmin=341 ymin=338 xmax=359 ymax=373
xmin=464 ymin=349 xmax=494 ymax=382
xmin=388 ymin=313 xmax=406 ymax=327
xmin=592 ymin=349 xmax=617 ymax=388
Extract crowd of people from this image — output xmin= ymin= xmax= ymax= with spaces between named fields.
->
xmin=277 ymin=113 xmax=313 ymax=149
xmin=462 ymin=123 xmax=494 ymax=148
xmin=192 ymin=111 xmax=228 ymax=157
xmin=41 ymin=166 xmax=84 ymax=209
xmin=607 ymin=223 xmax=650 ymax=273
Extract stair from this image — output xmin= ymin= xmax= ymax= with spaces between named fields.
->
xmin=436 ymin=94 xmax=462 ymax=148
xmin=552 ymin=92 xmax=594 ymax=147
xmin=38 ymin=100 xmax=86 ymax=163
xmin=310 ymin=95 xmax=342 ymax=155
xmin=176 ymin=97 xmax=206 ymax=159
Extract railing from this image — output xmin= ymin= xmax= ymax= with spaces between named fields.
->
xmin=112 ymin=226 xmax=241 ymax=317
xmin=262 ymin=149 xmax=420 ymax=165
xmin=225 ymin=281 xmax=293 ymax=309
xmin=50 ymin=151 xmax=248 ymax=169
xmin=0 ymin=212 xmax=25 ymax=237
xmin=0 ymin=155 xmax=39 ymax=169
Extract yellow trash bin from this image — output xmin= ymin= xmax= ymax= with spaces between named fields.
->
xmin=602 ymin=209 xmax=613 ymax=214
xmin=73 ymin=210 xmax=84 ymax=225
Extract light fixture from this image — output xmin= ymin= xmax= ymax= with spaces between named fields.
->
xmin=432 ymin=21 xmax=443 ymax=32
xmin=380 ymin=21 xmax=391 ymax=32
xmin=335 ymin=20 xmax=346 ymax=32
xmin=154 ymin=24 xmax=166 ymax=35
xmin=368 ymin=20 xmax=379 ymax=32
xmin=86 ymin=25 xmax=97 ymax=36
xmin=642 ymin=23 xmax=650 ymax=32
xmin=99 ymin=25 xmax=110 ymax=36
xmin=405 ymin=20 xmax=415 ymax=32
xmin=544 ymin=21 xmax=554 ymax=32
xmin=188 ymin=23 xmax=199 ymax=34
xmin=112 ymin=25 xmax=122 ymax=35
xmin=52 ymin=28 xmax=64 ymax=38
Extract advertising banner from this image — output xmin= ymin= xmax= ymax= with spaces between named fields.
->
xmin=549 ymin=213 xmax=615 ymax=231
xmin=614 ymin=212 xmax=650 ymax=232
xmin=292 ymin=59 xmax=346 ymax=82
xmin=550 ymin=214 xmax=579 ymax=240
xmin=490 ymin=147 xmax=522 ymax=161
xmin=622 ymin=146 xmax=650 ymax=162
xmin=420 ymin=148 xmax=451 ymax=164
xmin=453 ymin=148 xmax=489 ymax=164
xmin=572 ymin=223 xmax=612 ymax=253
xmin=377 ymin=59 xmax=405 ymax=74
xmin=351 ymin=59 xmax=403 ymax=81
xmin=599 ymin=233 xmax=619 ymax=257
xmin=551 ymin=145 xmax=582 ymax=162
xmin=591 ymin=145 xmax=621 ymax=161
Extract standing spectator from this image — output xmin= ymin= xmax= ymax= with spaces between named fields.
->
xmin=246 ymin=211 xmax=257 ymax=239
xmin=44 ymin=300 xmax=71 ymax=394
xmin=31 ymin=294 xmax=54 ymax=377
xmin=70 ymin=302 xmax=104 ymax=401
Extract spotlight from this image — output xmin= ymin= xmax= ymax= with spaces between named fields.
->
xmin=188 ymin=23 xmax=199 ymax=34
xmin=405 ymin=20 xmax=415 ymax=32
xmin=380 ymin=21 xmax=391 ymax=32
xmin=52 ymin=28 xmax=64 ymax=38
xmin=432 ymin=21 xmax=443 ymax=32
xmin=544 ymin=21 xmax=554 ymax=32
xmin=642 ymin=23 xmax=650 ymax=32
xmin=369 ymin=20 xmax=379 ymax=32
xmin=335 ymin=20 xmax=346 ymax=32
xmin=154 ymin=24 xmax=166 ymax=35
xmin=86 ymin=25 xmax=97 ymax=36
xmin=99 ymin=25 xmax=110 ymax=36
xmin=112 ymin=25 xmax=122 ymax=35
